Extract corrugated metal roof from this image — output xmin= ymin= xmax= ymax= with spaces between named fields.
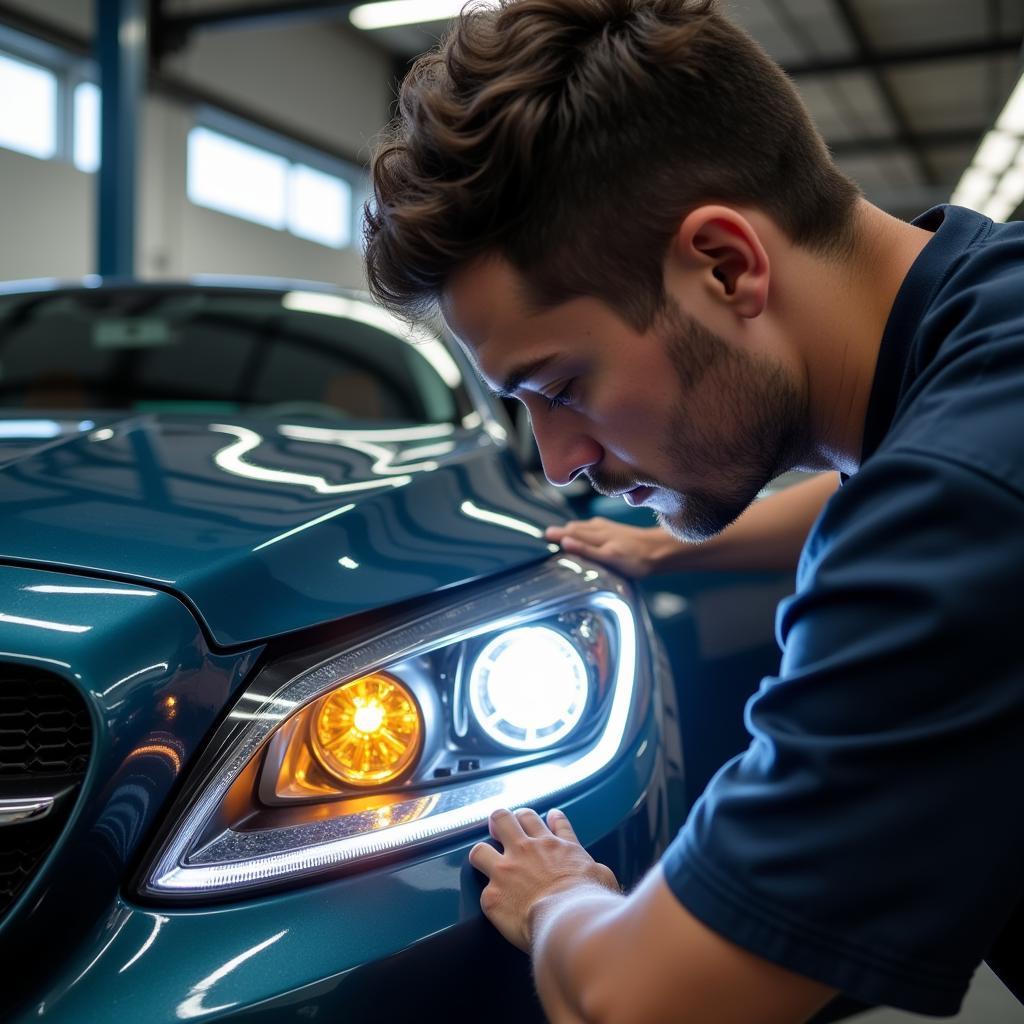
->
xmin=161 ymin=0 xmax=1024 ymax=220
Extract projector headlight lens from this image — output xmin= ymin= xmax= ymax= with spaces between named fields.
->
xmin=139 ymin=559 xmax=645 ymax=899
xmin=469 ymin=626 xmax=589 ymax=750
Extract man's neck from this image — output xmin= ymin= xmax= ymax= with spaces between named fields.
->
xmin=784 ymin=200 xmax=935 ymax=475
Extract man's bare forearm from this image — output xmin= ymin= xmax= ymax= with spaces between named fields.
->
xmin=529 ymin=871 xmax=836 ymax=1024
xmin=472 ymin=812 xmax=836 ymax=1024
xmin=531 ymin=886 xmax=625 ymax=1023
xmin=657 ymin=472 xmax=839 ymax=573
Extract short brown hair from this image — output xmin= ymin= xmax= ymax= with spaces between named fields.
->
xmin=364 ymin=0 xmax=860 ymax=328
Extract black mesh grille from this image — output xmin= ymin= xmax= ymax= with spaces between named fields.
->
xmin=0 ymin=669 xmax=91 ymax=776
xmin=0 ymin=665 xmax=91 ymax=921
xmin=0 ymin=818 xmax=66 ymax=914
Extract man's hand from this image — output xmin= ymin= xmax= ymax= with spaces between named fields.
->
xmin=470 ymin=809 xmax=836 ymax=1023
xmin=546 ymin=475 xmax=841 ymax=578
xmin=468 ymin=807 xmax=620 ymax=952
xmin=545 ymin=518 xmax=672 ymax=578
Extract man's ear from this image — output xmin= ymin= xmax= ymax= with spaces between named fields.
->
xmin=668 ymin=205 xmax=769 ymax=318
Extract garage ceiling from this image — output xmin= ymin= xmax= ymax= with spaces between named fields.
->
xmin=159 ymin=0 xmax=1024 ymax=220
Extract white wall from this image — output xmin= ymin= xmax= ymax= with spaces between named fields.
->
xmin=0 ymin=148 xmax=93 ymax=282
xmin=162 ymin=19 xmax=391 ymax=164
xmin=136 ymin=95 xmax=371 ymax=285
xmin=0 ymin=5 xmax=391 ymax=290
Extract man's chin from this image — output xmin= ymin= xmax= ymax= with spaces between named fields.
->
xmin=654 ymin=489 xmax=754 ymax=543
xmin=655 ymin=511 xmax=718 ymax=543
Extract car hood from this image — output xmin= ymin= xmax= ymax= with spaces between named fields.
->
xmin=0 ymin=414 xmax=563 ymax=645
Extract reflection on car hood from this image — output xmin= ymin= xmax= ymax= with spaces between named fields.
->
xmin=0 ymin=415 xmax=563 ymax=645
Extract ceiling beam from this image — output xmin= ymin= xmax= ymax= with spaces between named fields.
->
xmin=156 ymin=0 xmax=352 ymax=36
xmin=829 ymin=127 xmax=982 ymax=157
xmin=0 ymin=0 xmax=997 ymax=169
xmin=828 ymin=0 xmax=936 ymax=186
xmin=151 ymin=0 xmax=1022 ymax=76
xmin=784 ymin=34 xmax=1022 ymax=78
xmin=2 ymin=0 xmax=1018 ymax=68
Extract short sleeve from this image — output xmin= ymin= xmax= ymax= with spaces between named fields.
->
xmin=662 ymin=449 xmax=1024 ymax=1016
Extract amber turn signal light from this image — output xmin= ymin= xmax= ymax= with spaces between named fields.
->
xmin=310 ymin=672 xmax=422 ymax=787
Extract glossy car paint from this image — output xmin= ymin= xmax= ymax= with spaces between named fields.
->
xmin=0 ymin=414 xmax=562 ymax=644
xmin=0 ymin=281 xmax=683 ymax=1022
xmin=3 ymin=560 xmax=674 ymax=1021
xmin=26 ymin=707 xmax=669 ymax=1021
xmin=0 ymin=565 xmax=262 ymax=1011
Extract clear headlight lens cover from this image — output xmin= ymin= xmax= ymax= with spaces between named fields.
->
xmin=141 ymin=559 xmax=645 ymax=899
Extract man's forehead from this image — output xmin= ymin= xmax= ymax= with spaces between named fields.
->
xmin=441 ymin=258 xmax=548 ymax=384
xmin=443 ymin=258 xmax=535 ymax=342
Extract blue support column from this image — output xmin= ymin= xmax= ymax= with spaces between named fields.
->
xmin=96 ymin=0 xmax=148 ymax=278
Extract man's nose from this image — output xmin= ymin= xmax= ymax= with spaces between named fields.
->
xmin=532 ymin=418 xmax=602 ymax=487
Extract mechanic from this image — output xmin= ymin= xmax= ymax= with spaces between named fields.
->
xmin=362 ymin=0 xmax=1024 ymax=1020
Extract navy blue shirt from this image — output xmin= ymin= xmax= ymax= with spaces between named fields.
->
xmin=663 ymin=205 xmax=1024 ymax=1015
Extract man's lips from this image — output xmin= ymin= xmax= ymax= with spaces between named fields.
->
xmin=621 ymin=485 xmax=654 ymax=507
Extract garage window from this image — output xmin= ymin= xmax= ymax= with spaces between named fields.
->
xmin=186 ymin=123 xmax=355 ymax=249
xmin=188 ymin=126 xmax=289 ymax=230
xmin=288 ymin=163 xmax=352 ymax=248
xmin=0 ymin=27 xmax=99 ymax=173
xmin=0 ymin=53 xmax=57 ymax=160
xmin=73 ymin=80 xmax=101 ymax=173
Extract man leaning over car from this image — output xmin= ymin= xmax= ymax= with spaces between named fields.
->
xmin=362 ymin=0 xmax=1024 ymax=1019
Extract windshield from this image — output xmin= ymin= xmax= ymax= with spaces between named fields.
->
xmin=0 ymin=287 xmax=471 ymax=425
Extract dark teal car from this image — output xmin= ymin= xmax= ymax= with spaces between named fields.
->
xmin=0 ymin=280 xmax=713 ymax=1022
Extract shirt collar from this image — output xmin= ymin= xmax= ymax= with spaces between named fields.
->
xmin=856 ymin=204 xmax=990 ymax=468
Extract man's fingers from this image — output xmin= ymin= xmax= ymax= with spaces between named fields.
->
xmin=546 ymin=807 xmax=581 ymax=843
xmin=468 ymin=841 xmax=502 ymax=877
xmin=564 ymin=519 xmax=610 ymax=542
xmin=488 ymin=807 xmax=525 ymax=844
xmin=547 ymin=519 xmax=610 ymax=543
xmin=558 ymin=535 xmax=600 ymax=558
xmin=514 ymin=806 xmax=548 ymax=837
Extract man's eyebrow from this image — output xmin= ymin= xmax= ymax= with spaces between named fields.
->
xmin=492 ymin=354 xmax=558 ymax=399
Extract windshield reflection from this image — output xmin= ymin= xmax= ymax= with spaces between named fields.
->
xmin=0 ymin=286 xmax=473 ymax=427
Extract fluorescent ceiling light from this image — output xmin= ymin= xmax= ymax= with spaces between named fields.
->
xmin=974 ymin=131 xmax=1019 ymax=175
xmin=350 ymin=0 xmax=495 ymax=30
xmin=997 ymin=75 xmax=1024 ymax=134
xmin=951 ymin=167 xmax=995 ymax=210
xmin=997 ymin=166 xmax=1024 ymax=199
xmin=982 ymin=193 xmax=1019 ymax=223
xmin=952 ymin=70 xmax=1024 ymax=220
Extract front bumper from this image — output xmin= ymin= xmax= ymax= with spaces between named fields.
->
xmin=16 ymin=704 xmax=675 ymax=1023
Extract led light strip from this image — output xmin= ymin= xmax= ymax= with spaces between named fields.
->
xmin=148 ymin=591 xmax=637 ymax=894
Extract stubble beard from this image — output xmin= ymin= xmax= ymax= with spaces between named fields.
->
xmin=651 ymin=303 xmax=809 ymax=542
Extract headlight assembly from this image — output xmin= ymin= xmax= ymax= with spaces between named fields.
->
xmin=139 ymin=559 xmax=647 ymax=900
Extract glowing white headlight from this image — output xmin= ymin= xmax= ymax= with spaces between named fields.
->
xmin=468 ymin=626 xmax=589 ymax=750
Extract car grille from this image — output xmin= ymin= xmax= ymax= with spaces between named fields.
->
xmin=0 ymin=665 xmax=91 ymax=922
